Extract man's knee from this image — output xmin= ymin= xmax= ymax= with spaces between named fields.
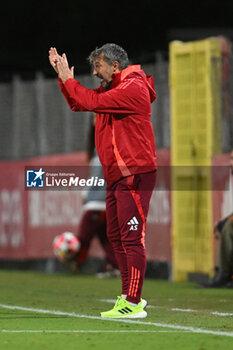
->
xmin=121 ymin=237 xmax=145 ymax=252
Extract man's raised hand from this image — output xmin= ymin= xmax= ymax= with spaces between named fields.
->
xmin=49 ymin=47 xmax=61 ymax=74
xmin=57 ymin=54 xmax=74 ymax=83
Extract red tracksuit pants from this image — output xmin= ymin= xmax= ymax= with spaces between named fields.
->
xmin=106 ymin=171 xmax=156 ymax=304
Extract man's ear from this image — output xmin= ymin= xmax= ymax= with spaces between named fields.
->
xmin=113 ymin=61 xmax=121 ymax=72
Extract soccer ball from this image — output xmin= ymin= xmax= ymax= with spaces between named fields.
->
xmin=53 ymin=232 xmax=81 ymax=260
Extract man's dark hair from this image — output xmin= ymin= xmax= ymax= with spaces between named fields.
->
xmin=88 ymin=43 xmax=129 ymax=70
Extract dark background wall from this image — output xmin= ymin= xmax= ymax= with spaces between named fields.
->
xmin=1 ymin=0 xmax=233 ymax=80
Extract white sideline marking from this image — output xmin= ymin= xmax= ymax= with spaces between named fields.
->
xmin=99 ymin=299 xmax=233 ymax=316
xmin=171 ymin=308 xmax=197 ymax=313
xmin=1 ymin=330 xmax=185 ymax=334
xmin=99 ymin=299 xmax=116 ymax=303
xmin=0 ymin=304 xmax=233 ymax=338
xmin=212 ymin=312 xmax=233 ymax=316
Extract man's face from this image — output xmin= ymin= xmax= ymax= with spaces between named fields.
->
xmin=92 ymin=54 xmax=120 ymax=88
xmin=230 ymin=150 xmax=233 ymax=175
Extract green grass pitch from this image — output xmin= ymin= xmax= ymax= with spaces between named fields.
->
xmin=0 ymin=270 xmax=233 ymax=350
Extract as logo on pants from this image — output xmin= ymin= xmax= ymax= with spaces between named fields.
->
xmin=127 ymin=216 xmax=139 ymax=231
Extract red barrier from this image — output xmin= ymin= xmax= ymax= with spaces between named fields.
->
xmin=1 ymin=150 xmax=229 ymax=263
xmin=0 ymin=161 xmax=26 ymax=259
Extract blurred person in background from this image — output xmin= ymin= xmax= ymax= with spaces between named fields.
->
xmin=56 ymin=113 xmax=119 ymax=278
xmin=201 ymin=150 xmax=233 ymax=288
xmin=49 ymin=43 xmax=157 ymax=318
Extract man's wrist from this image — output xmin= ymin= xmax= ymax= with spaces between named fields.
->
xmin=59 ymin=76 xmax=74 ymax=84
xmin=63 ymin=77 xmax=75 ymax=85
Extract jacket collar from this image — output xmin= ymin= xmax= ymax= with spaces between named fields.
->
xmin=110 ymin=65 xmax=141 ymax=88
xmin=119 ymin=65 xmax=141 ymax=81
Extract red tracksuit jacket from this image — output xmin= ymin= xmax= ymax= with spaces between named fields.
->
xmin=58 ymin=65 xmax=157 ymax=185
